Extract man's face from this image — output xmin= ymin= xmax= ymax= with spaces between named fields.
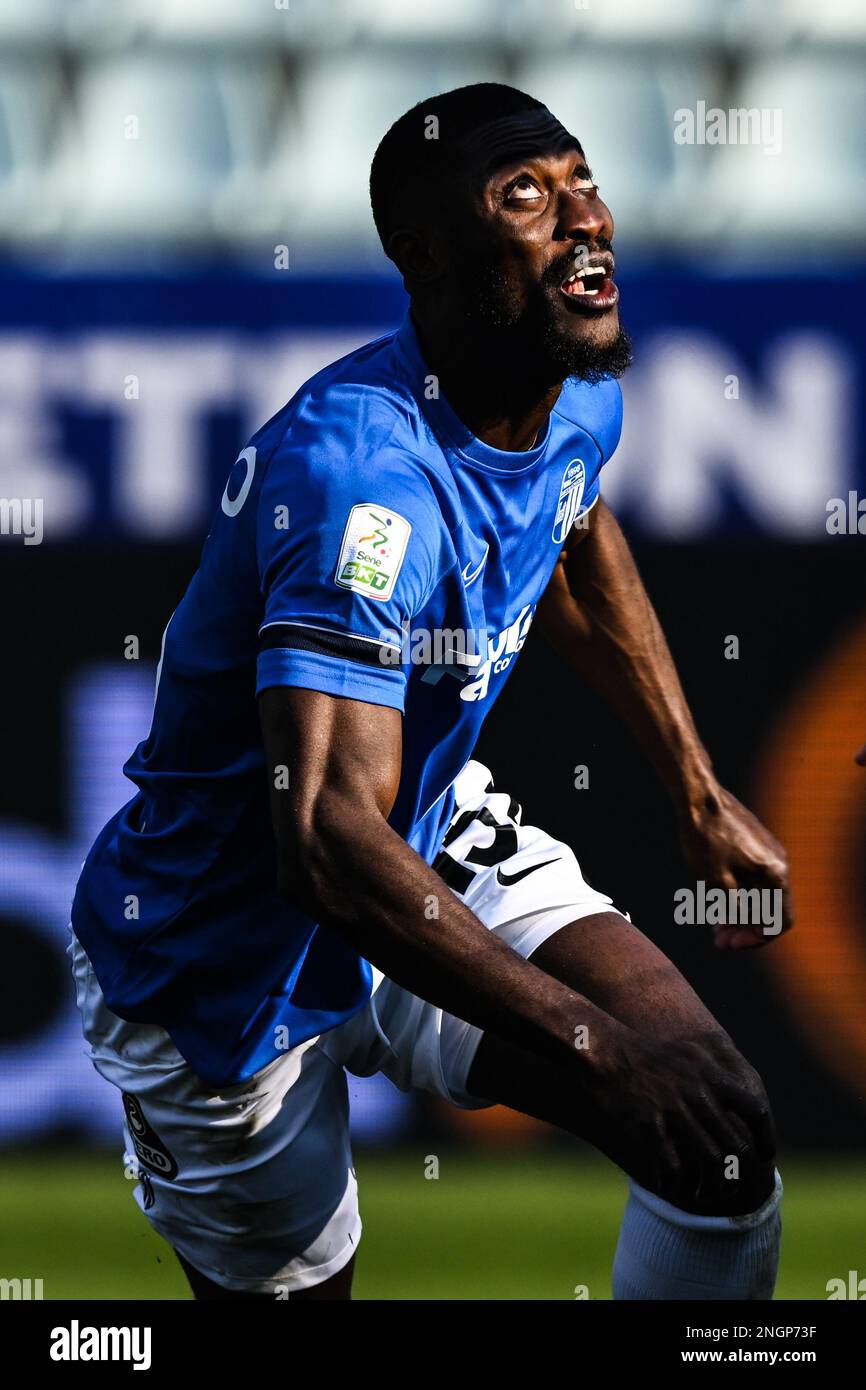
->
xmin=448 ymin=130 xmax=630 ymax=382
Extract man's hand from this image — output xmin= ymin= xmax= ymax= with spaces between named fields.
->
xmin=587 ymin=1022 xmax=776 ymax=1207
xmin=678 ymin=786 xmax=793 ymax=950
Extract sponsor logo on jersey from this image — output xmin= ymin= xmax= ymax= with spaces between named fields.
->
xmin=459 ymin=604 xmax=535 ymax=701
xmin=552 ymin=458 xmax=587 ymax=544
xmin=335 ymin=503 xmax=412 ymax=601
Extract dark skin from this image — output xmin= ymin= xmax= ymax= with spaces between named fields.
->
xmin=540 ymin=500 xmax=793 ymax=950
xmin=390 ymin=144 xmax=621 ymax=450
xmin=257 ymin=127 xmax=792 ymax=1298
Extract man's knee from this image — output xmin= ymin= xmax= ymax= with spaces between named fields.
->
xmin=668 ymin=1045 xmax=777 ymax=1218
xmin=663 ymin=1154 xmax=777 ymax=1218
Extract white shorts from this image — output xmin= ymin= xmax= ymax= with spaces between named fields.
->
xmin=70 ymin=760 xmax=625 ymax=1294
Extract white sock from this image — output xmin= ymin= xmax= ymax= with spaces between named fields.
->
xmin=612 ymin=1170 xmax=783 ymax=1300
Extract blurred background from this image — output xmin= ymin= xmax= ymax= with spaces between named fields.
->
xmin=1 ymin=0 xmax=865 ymax=1299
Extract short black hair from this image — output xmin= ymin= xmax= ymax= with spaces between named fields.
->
xmin=370 ymin=82 xmax=556 ymax=256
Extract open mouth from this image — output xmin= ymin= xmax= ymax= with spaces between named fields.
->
xmin=558 ymin=255 xmax=618 ymax=313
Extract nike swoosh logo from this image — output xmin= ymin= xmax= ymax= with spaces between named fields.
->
xmin=461 ymin=544 xmax=489 ymax=586
xmin=496 ymin=857 xmax=560 ymax=886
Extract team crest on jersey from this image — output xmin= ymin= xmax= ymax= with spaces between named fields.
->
xmin=335 ymin=503 xmax=412 ymax=602
xmin=552 ymin=459 xmax=587 ymax=544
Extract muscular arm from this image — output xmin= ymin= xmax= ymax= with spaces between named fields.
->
xmin=537 ymin=499 xmax=791 ymax=941
xmin=259 ymin=683 xmax=775 ymax=1167
xmin=537 ymin=498 xmax=716 ymax=814
xmin=259 ymin=685 xmax=617 ymax=1075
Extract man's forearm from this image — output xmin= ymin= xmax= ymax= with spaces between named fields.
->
xmin=283 ymin=799 xmax=620 ymax=1079
xmin=538 ymin=502 xmax=718 ymax=817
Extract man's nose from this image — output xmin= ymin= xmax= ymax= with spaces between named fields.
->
xmin=556 ymin=187 xmax=613 ymax=244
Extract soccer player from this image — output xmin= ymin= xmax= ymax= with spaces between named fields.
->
xmin=70 ymin=84 xmax=791 ymax=1301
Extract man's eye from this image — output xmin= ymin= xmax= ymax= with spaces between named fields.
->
xmin=506 ymin=178 xmax=541 ymax=201
xmin=573 ymin=178 xmax=599 ymax=195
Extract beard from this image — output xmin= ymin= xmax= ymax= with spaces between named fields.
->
xmin=454 ymin=252 xmax=633 ymax=386
xmin=539 ymin=312 xmax=633 ymax=384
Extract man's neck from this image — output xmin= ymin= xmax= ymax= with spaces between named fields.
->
xmin=411 ymin=309 xmax=563 ymax=454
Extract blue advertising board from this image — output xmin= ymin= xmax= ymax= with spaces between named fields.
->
xmin=0 ymin=266 xmax=863 ymax=544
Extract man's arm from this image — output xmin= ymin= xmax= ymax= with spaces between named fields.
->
xmin=260 ymin=684 xmax=615 ymax=1072
xmin=258 ymin=684 xmax=773 ymax=1171
xmin=537 ymin=499 xmax=792 ymax=945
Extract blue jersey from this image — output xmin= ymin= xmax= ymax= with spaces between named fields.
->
xmin=71 ymin=314 xmax=622 ymax=1086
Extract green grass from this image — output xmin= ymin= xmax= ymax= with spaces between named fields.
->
xmin=1 ymin=1151 xmax=862 ymax=1300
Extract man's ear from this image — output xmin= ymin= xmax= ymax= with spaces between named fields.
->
xmin=387 ymin=227 xmax=445 ymax=288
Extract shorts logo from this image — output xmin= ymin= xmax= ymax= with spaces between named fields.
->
xmin=122 ymin=1092 xmax=178 ymax=1180
xmin=335 ymin=503 xmax=412 ymax=602
xmin=552 ymin=459 xmax=587 ymax=544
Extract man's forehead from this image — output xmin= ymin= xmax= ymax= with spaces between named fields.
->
xmin=453 ymin=108 xmax=582 ymax=184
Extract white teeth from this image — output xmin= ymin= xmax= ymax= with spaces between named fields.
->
xmin=563 ymin=266 xmax=606 ymax=287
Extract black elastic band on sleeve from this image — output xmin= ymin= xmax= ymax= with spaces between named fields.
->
xmin=259 ymin=622 xmax=401 ymax=669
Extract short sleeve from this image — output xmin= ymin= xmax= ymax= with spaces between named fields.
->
xmin=579 ymin=377 xmax=622 ymax=514
xmin=581 ymin=473 xmax=602 ymax=514
xmin=255 ymin=423 xmax=452 ymax=713
xmin=554 ymin=375 xmax=623 ymax=518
